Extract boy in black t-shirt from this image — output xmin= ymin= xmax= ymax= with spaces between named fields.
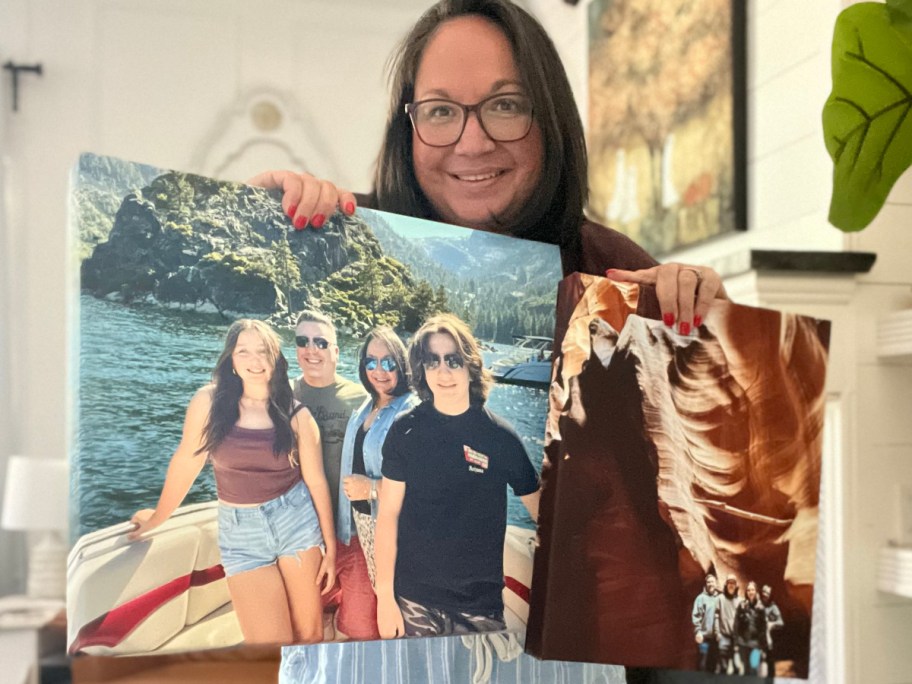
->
xmin=375 ymin=314 xmax=541 ymax=638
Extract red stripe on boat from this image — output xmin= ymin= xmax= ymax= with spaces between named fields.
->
xmin=69 ymin=565 xmax=225 ymax=654
xmin=504 ymin=575 xmax=530 ymax=603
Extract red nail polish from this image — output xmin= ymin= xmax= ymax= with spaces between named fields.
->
xmin=294 ymin=215 xmax=306 ymax=230
xmin=312 ymin=214 xmax=326 ymax=228
xmin=287 ymin=204 xmax=297 ymax=219
xmin=344 ymin=202 xmax=355 ymax=215
xmin=679 ymin=321 xmax=691 ymax=336
xmin=694 ymin=315 xmax=702 ymax=328
xmin=663 ymin=313 xmax=674 ymax=327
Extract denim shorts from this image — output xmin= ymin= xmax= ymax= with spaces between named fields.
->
xmin=217 ymin=480 xmax=324 ymax=577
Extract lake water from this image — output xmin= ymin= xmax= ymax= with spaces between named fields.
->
xmin=75 ymin=295 xmax=548 ymax=537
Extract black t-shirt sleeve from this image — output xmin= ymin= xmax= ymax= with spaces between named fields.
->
xmin=381 ymin=416 xmax=408 ymax=482
xmin=499 ymin=425 xmax=540 ymax=497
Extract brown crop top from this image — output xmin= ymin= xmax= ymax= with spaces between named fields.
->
xmin=209 ymin=425 xmax=302 ymax=505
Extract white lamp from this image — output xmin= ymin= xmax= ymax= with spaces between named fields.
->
xmin=1 ymin=456 xmax=69 ymax=599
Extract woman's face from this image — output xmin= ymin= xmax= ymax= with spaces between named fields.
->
xmin=232 ymin=329 xmax=274 ymax=386
xmin=365 ymin=338 xmax=399 ymax=399
xmin=411 ymin=16 xmax=544 ymax=233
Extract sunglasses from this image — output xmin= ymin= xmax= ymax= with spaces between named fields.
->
xmin=363 ymin=356 xmax=398 ymax=372
xmin=295 ymin=335 xmax=330 ymax=350
xmin=423 ymin=353 xmax=465 ymax=370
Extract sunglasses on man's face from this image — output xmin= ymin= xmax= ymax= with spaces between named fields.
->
xmin=295 ymin=335 xmax=330 ymax=350
xmin=422 ymin=353 xmax=465 ymax=371
xmin=363 ymin=355 xmax=398 ymax=372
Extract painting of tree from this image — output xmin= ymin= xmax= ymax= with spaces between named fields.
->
xmin=588 ymin=0 xmax=746 ymax=255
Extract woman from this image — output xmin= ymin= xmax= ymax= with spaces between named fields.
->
xmin=255 ymin=0 xmax=729 ymax=679
xmin=129 ymin=319 xmax=336 ymax=645
xmin=375 ymin=313 xmax=539 ymax=638
xmin=248 ymin=1 xmax=726 ymax=329
xmin=735 ymin=581 xmax=768 ymax=676
xmin=335 ymin=326 xmax=415 ymax=636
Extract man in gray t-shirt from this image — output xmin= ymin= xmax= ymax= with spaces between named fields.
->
xmin=292 ymin=310 xmax=370 ymax=639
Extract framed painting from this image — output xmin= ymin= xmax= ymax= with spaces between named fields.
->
xmin=587 ymin=0 xmax=747 ymax=255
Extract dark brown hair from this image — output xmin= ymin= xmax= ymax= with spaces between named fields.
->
xmin=198 ymin=319 xmax=296 ymax=458
xmin=408 ymin=313 xmax=491 ymax=405
xmin=373 ymin=0 xmax=587 ymax=253
xmin=357 ymin=325 xmax=411 ymax=401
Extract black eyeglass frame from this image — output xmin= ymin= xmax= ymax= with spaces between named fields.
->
xmin=295 ymin=335 xmax=331 ymax=350
xmin=404 ymin=92 xmax=534 ymax=148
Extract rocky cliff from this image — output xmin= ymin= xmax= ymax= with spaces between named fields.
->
xmin=81 ymin=171 xmax=381 ymax=319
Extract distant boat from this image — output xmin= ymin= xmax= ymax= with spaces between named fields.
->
xmin=67 ymin=502 xmax=535 ymax=656
xmin=489 ymin=335 xmax=553 ymax=389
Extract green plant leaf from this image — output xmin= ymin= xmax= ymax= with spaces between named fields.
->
xmin=887 ymin=0 xmax=912 ymax=23
xmin=823 ymin=2 xmax=912 ymax=231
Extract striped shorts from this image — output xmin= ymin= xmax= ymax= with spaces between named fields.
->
xmin=397 ymin=595 xmax=506 ymax=637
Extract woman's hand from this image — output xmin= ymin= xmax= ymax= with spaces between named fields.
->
xmin=343 ymin=474 xmax=373 ymax=502
xmin=128 ymin=509 xmax=160 ymax=541
xmin=316 ymin=549 xmax=337 ymax=596
xmin=606 ymin=263 xmax=727 ymax=335
xmin=377 ymin=595 xmax=406 ymax=639
xmin=246 ymin=170 xmax=357 ymax=230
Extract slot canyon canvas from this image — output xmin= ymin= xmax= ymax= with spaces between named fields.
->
xmin=526 ymin=273 xmax=828 ymax=679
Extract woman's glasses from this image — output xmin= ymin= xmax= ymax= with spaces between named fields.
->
xmin=405 ymin=92 xmax=533 ymax=147
xmin=363 ymin=356 xmax=398 ymax=372
xmin=422 ymin=353 xmax=465 ymax=371
xmin=295 ymin=335 xmax=330 ymax=350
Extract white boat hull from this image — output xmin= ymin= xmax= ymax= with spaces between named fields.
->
xmin=67 ymin=502 xmax=536 ymax=655
xmin=67 ymin=502 xmax=241 ymax=656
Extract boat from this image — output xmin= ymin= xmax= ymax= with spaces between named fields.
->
xmin=489 ymin=335 xmax=553 ymax=388
xmin=66 ymin=503 xmax=536 ymax=656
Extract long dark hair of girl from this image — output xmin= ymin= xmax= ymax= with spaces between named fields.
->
xmin=197 ymin=319 xmax=296 ymax=459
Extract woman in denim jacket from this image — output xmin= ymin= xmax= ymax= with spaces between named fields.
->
xmin=337 ymin=326 xmax=416 ymax=617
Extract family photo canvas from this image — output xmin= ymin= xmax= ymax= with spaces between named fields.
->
xmin=67 ymin=153 xmax=560 ymax=656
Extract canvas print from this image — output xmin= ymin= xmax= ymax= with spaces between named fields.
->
xmin=526 ymin=273 xmax=828 ymax=679
xmin=587 ymin=0 xmax=746 ymax=255
xmin=68 ymin=153 xmax=560 ymax=656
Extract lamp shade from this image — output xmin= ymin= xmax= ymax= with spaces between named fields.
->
xmin=1 ymin=455 xmax=69 ymax=531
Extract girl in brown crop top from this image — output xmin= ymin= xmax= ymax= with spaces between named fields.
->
xmin=128 ymin=319 xmax=336 ymax=646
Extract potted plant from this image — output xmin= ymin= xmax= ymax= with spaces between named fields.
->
xmin=823 ymin=0 xmax=912 ymax=231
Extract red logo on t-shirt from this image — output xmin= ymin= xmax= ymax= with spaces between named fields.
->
xmin=464 ymin=446 xmax=489 ymax=473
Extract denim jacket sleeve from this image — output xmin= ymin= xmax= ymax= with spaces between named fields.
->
xmin=336 ymin=393 xmax=417 ymax=541
xmin=336 ymin=396 xmax=373 ymax=543
xmin=363 ymin=393 xmax=417 ymax=519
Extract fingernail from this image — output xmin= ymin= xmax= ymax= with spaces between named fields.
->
xmin=294 ymin=215 xmax=307 ymax=230
xmin=344 ymin=202 xmax=355 ymax=215
xmin=287 ymin=204 xmax=297 ymax=219
xmin=312 ymin=214 xmax=326 ymax=228
xmin=679 ymin=321 xmax=691 ymax=336
xmin=663 ymin=313 xmax=675 ymax=327
xmin=694 ymin=315 xmax=702 ymax=328
xmin=605 ymin=269 xmax=617 ymax=276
